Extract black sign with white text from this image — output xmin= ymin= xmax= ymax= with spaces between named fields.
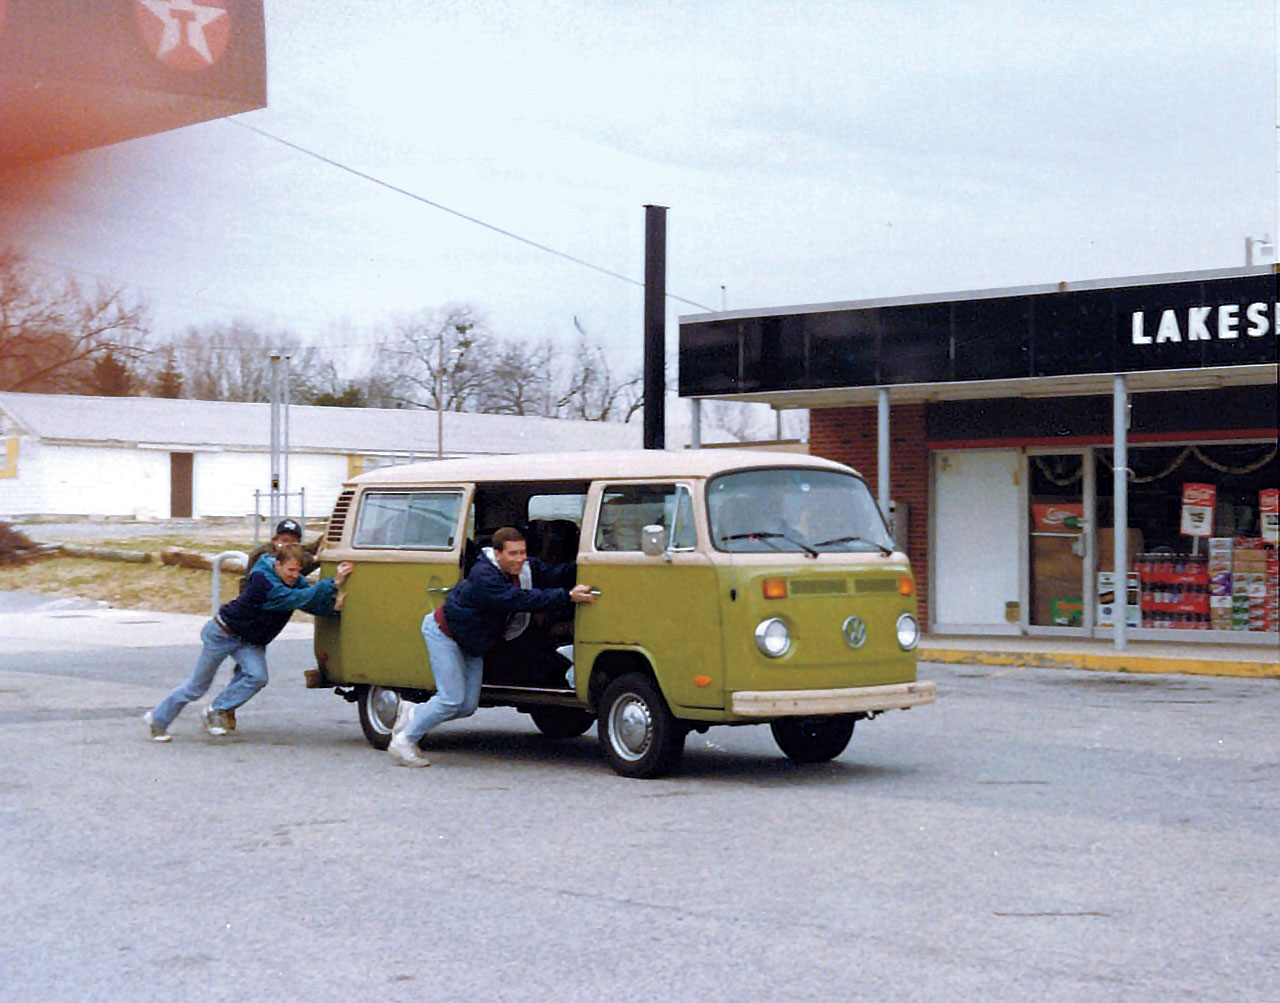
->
xmin=679 ymin=273 xmax=1278 ymax=395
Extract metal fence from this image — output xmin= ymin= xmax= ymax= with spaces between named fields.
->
xmin=252 ymin=488 xmax=306 ymax=547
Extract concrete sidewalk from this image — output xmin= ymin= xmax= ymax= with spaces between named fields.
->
xmin=0 ymin=597 xmax=312 ymax=653
xmin=921 ymin=633 xmax=1280 ymax=679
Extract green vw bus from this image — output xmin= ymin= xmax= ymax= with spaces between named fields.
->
xmin=310 ymin=449 xmax=934 ymax=778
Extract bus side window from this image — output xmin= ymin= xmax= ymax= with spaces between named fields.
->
xmin=596 ymin=484 xmax=691 ymax=552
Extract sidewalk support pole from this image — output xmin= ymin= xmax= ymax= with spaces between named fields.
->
xmin=211 ymin=551 xmax=249 ymax=617
xmin=877 ymin=388 xmax=890 ymax=517
xmin=1113 ymin=375 xmax=1129 ymax=651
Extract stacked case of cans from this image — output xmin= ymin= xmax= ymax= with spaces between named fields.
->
xmin=1207 ymin=538 xmax=1234 ymax=630
xmin=1135 ymin=554 xmax=1210 ymax=629
xmin=1207 ymin=537 xmax=1279 ymax=633
xmin=1267 ymin=546 xmax=1280 ymax=632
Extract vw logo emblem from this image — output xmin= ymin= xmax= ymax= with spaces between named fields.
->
xmin=842 ymin=616 xmax=868 ymax=649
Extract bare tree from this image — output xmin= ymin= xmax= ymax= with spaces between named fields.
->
xmin=352 ymin=307 xmax=644 ymax=422
xmin=361 ymin=344 xmax=413 ymax=409
xmin=0 ymin=248 xmax=150 ymax=393
xmin=556 ymin=334 xmax=642 ymax=422
xmin=381 ymin=305 xmax=494 ymax=411
xmin=474 ymin=336 xmax=557 ymax=415
xmin=162 ymin=320 xmax=325 ymax=402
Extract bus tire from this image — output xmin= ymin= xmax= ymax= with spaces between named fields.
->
xmin=529 ymin=706 xmax=594 ymax=739
xmin=356 ymin=684 xmax=401 ymax=751
xmin=598 ymin=673 xmax=685 ymax=779
xmin=770 ymin=716 xmax=856 ymax=763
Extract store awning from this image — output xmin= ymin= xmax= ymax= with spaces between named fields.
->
xmin=688 ymin=363 xmax=1278 ymax=409
xmin=678 ymin=266 xmax=1279 ymax=409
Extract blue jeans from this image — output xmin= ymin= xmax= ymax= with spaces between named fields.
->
xmin=150 ymin=619 xmax=269 ymax=729
xmin=404 ymin=615 xmax=483 ymax=744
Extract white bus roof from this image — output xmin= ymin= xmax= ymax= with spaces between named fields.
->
xmin=349 ymin=448 xmax=858 ymax=487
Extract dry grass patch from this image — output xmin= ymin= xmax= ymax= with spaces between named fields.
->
xmin=0 ymin=556 xmax=240 ymax=615
xmin=1 ymin=522 xmax=327 ymax=616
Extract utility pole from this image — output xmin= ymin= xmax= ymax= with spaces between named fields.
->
xmin=269 ymin=351 xmax=290 ymax=522
xmin=438 ymin=322 xmax=470 ymax=459
xmin=436 ymin=328 xmax=445 ymax=460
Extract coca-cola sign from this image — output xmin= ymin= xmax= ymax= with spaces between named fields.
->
xmin=1031 ymin=503 xmax=1083 ymax=532
xmin=1180 ymin=482 xmax=1216 ymax=538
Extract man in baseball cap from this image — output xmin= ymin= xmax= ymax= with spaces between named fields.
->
xmin=223 ymin=517 xmax=318 ymax=731
xmin=243 ymin=519 xmax=314 ymax=586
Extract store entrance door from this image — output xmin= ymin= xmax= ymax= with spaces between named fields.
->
xmin=1027 ymin=450 xmax=1092 ymax=632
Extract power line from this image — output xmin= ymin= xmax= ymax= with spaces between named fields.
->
xmin=228 ymin=118 xmax=716 ymax=313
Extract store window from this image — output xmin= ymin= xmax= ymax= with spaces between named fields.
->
xmin=1095 ymin=442 xmax=1278 ymax=633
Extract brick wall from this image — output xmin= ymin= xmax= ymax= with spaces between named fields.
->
xmin=810 ymin=404 xmax=931 ymax=624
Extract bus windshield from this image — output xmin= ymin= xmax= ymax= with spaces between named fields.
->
xmin=707 ymin=468 xmax=895 ymax=555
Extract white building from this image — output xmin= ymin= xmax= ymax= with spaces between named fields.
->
xmin=0 ymin=392 xmax=641 ymax=521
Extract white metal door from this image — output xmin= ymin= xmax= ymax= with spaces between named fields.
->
xmin=931 ymin=449 xmax=1022 ymax=633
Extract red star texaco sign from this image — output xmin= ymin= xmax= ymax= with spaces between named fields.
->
xmin=135 ymin=0 xmax=231 ymax=72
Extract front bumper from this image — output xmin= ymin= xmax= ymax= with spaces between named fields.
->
xmin=731 ymin=680 xmax=936 ymax=718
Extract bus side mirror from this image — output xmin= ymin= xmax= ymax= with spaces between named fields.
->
xmin=641 ymin=524 xmax=666 ymax=557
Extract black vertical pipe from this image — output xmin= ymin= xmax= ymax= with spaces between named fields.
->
xmin=643 ymin=204 xmax=667 ymax=450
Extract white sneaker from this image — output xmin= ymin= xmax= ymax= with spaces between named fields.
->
xmin=143 ymin=710 xmax=172 ymax=743
xmin=388 ymin=732 xmax=431 ymax=768
xmin=391 ymin=699 xmax=414 ymax=737
xmin=202 ymin=705 xmax=228 ymax=737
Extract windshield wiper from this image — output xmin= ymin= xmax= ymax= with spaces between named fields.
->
xmin=720 ymin=531 xmax=819 ymax=559
xmin=813 ymin=535 xmax=893 ymax=556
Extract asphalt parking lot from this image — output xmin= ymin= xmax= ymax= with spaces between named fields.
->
xmin=0 ymin=601 xmax=1276 ymax=1001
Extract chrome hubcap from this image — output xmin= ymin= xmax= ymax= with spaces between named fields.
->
xmin=370 ymin=687 xmax=400 ymax=734
xmin=609 ymin=695 xmax=653 ymax=762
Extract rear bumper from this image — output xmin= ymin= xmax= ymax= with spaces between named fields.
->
xmin=730 ymin=680 xmax=936 ymax=717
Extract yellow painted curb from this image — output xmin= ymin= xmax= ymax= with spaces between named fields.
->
xmin=919 ymin=647 xmax=1280 ymax=680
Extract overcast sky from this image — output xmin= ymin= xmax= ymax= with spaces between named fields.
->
xmin=2 ymin=0 xmax=1277 ymax=384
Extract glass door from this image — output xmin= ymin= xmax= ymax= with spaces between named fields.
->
xmin=1027 ymin=450 xmax=1093 ymax=632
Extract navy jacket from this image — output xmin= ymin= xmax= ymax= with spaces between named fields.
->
xmin=218 ymin=554 xmax=340 ymax=647
xmin=443 ymin=554 xmax=575 ymax=656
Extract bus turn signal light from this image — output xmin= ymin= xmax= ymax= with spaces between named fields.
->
xmin=762 ymin=577 xmax=788 ymax=599
xmin=899 ymin=577 xmax=915 ymax=596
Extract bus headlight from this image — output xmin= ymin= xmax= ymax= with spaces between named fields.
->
xmin=754 ymin=617 xmax=791 ymax=658
xmin=896 ymin=613 xmax=920 ymax=650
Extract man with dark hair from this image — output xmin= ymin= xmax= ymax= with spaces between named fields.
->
xmin=388 ymin=526 xmax=596 ymax=767
xmin=145 ymin=543 xmax=353 ymax=742
xmin=225 ymin=518 xmax=319 ymax=731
